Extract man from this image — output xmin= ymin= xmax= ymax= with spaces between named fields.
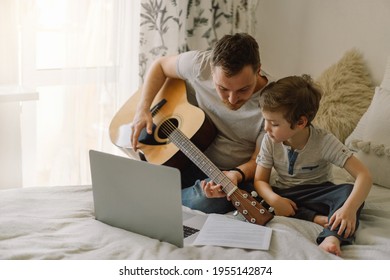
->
xmin=131 ymin=33 xmax=271 ymax=213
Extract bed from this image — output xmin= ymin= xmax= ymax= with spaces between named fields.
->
xmin=0 ymin=172 xmax=389 ymax=260
xmin=2 ymin=2 xmax=390 ymax=261
xmin=1 ymin=51 xmax=390 ymax=261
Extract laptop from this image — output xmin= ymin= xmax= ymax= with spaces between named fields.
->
xmin=89 ymin=149 xmax=207 ymax=247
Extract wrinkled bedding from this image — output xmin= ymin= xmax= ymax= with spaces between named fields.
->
xmin=1 ymin=168 xmax=389 ymax=260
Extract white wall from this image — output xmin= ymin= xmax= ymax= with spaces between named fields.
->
xmin=0 ymin=0 xmax=18 ymax=84
xmin=255 ymin=0 xmax=390 ymax=85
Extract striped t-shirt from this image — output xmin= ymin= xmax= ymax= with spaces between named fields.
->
xmin=256 ymin=126 xmax=352 ymax=188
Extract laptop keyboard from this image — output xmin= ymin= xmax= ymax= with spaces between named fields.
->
xmin=183 ymin=225 xmax=200 ymax=238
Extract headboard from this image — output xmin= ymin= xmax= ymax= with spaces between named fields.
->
xmin=255 ymin=0 xmax=390 ymax=85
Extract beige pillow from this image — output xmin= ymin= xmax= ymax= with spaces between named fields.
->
xmin=313 ymin=49 xmax=374 ymax=143
xmin=347 ymin=87 xmax=390 ymax=188
xmin=345 ymin=55 xmax=390 ymax=147
xmin=346 ymin=55 xmax=390 ymax=189
xmin=381 ymin=56 xmax=390 ymax=90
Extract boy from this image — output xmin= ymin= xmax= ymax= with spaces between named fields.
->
xmin=254 ymin=75 xmax=372 ymax=256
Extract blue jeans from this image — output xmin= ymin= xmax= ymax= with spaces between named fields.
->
xmin=180 ymin=162 xmax=255 ymax=214
xmin=181 ymin=179 xmax=236 ymax=214
xmin=270 ymin=182 xmax=363 ymax=245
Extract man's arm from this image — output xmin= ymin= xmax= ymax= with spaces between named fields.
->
xmin=229 ymin=140 xmax=260 ymax=184
xmin=131 ymin=55 xmax=181 ymax=151
xmin=203 ymin=140 xmax=261 ymax=198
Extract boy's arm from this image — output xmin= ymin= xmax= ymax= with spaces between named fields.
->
xmin=254 ymin=165 xmax=274 ymax=202
xmin=343 ymin=155 xmax=372 ymax=211
xmin=329 ymin=155 xmax=372 ymax=236
xmin=254 ymin=165 xmax=297 ymax=216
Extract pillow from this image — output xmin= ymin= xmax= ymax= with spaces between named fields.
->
xmin=313 ymin=49 xmax=374 ymax=143
xmin=346 ymin=86 xmax=390 ymax=188
xmin=380 ymin=55 xmax=390 ymax=90
xmin=345 ymin=55 xmax=390 ymax=147
xmin=345 ymin=56 xmax=390 ymax=189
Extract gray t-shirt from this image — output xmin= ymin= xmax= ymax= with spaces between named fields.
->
xmin=176 ymin=50 xmax=271 ymax=169
xmin=256 ymin=126 xmax=353 ymax=188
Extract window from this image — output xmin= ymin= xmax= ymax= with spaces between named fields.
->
xmin=15 ymin=0 xmax=140 ymax=187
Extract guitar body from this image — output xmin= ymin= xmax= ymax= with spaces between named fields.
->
xmin=109 ymin=78 xmax=216 ymax=170
xmin=110 ymin=78 xmax=273 ymax=226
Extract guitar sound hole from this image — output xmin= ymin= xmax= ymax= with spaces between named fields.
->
xmin=158 ymin=118 xmax=179 ymax=139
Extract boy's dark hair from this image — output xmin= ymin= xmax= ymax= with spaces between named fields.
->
xmin=259 ymin=75 xmax=322 ymax=128
xmin=211 ymin=33 xmax=261 ymax=77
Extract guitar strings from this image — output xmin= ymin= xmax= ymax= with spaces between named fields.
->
xmin=159 ymin=119 xmax=236 ymax=189
xmin=158 ymin=119 xmax=225 ymax=182
xmin=158 ymin=117 xmax=268 ymax=219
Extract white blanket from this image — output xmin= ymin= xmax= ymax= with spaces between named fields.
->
xmin=1 ymin=180 xmax=390 ymax=260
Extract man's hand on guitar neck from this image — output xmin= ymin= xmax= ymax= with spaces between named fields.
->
xmin=201 ymin=170 xmax=241 ymax=199
xmin=201 ymin=181 xmax=227 ymax=199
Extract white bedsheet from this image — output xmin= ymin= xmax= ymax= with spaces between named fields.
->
xmin=1 ymin=179 xmax=389 ymax=260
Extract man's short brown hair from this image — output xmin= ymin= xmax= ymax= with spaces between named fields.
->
xmin=211 ymin=33 xmax=261 ymax=77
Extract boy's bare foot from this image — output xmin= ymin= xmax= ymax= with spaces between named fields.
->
xmin=319 ymin=236 xmax=341 ymax=256
xmin=313 ymin=215 xmax=328 ymax=227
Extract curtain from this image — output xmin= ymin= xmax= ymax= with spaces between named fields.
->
xmin=1 ymin=0 xmax=258 ymax=188
xmin=0 ymin=0 xmax=140 ymax=187
xmin=139 ymin=0 xmax=259 ymax=82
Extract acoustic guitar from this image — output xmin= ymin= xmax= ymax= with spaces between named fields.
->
xmin=109 ymin=78 xmax=273 ymax=226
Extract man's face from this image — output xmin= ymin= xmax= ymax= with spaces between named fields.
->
xmin=212 ymin=65 xmax=258 ymax=110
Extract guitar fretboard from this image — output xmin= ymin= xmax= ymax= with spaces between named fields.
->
xmin=166 ymin=127 xmax=236 ymax=195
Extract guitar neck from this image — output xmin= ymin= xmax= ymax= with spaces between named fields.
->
xmin=110 ymin=78 xmax=273 ymax=226
xmin=168 ymin=128 xmax=236 ymax=195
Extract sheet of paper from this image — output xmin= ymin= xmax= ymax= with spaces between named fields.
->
xmin=192 ymin=214 xmax=272 ymax=250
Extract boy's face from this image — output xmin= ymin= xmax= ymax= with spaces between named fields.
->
xmin=212 ymin=65 xmax=258 ymax=111
xmin=262 ymin=110 xmax=298 ymax=144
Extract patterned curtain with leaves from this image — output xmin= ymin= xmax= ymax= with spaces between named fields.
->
xmin=139 ymin=0 xmax=259 ymax=82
